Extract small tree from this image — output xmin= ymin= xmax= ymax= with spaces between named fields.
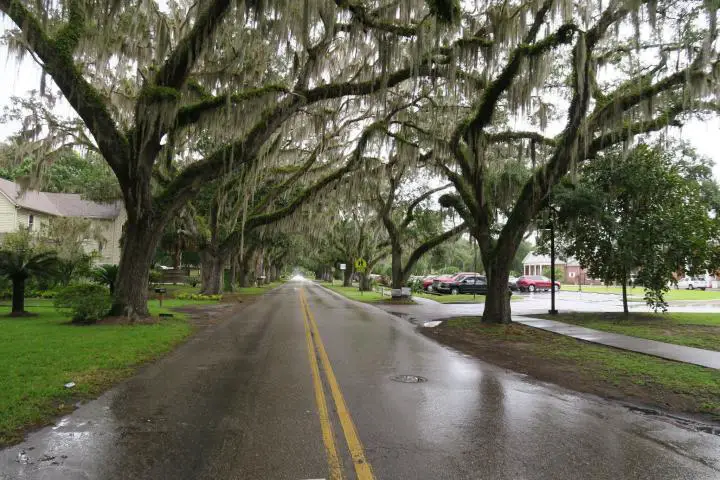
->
xmin=0 ymin=230 xmax=59 ymax=315
xmin=92 ymin=264 xmax=119 ymax=294
xmin=553 ymin=144 xmax=718 ymax=313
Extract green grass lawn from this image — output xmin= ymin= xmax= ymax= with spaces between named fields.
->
xmin=414 ymin=292 xmax=486 ymax=303
xmin=414 ymin=292 xmax=522 ymax=303
xmin=564 ymin=285 xmax=720 ymax=301
xmin=439 ymin=317 xmax=720 ymax=418
xmin=532 ymin=312 xmax=720 ymax=351
xmin=0 ymin=297 xmax=226 ymax=447
xmin=324 ymin=285 xmax=417 ymax=304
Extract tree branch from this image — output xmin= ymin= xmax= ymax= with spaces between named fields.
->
xmin=154 ymin=0 xmax=234 ymax=89
xmin=0 ymin=0 xmax=129 ymax=179
xmin=402 ymin=222 xmax=467 ymax=278
xmin=401 ymin=183 xmax=452 ymax=230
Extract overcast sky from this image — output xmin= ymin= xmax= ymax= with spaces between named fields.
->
xmin=2 ymin=19 xmax=720 ymax=178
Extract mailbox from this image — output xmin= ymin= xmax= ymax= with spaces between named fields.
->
xmin=154 ymin=288 xmax=167 ymax=294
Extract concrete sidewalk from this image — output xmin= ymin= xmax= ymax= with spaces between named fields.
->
xmin=515 ymin=316 xmax=720 ymax=370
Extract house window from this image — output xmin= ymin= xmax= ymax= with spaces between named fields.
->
xmin=28 ymin=215 xmax=34 ymax=230
xmin=569 ymin=272 xmax=576 ymax=278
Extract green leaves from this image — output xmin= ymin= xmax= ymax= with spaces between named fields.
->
xmin=552 ymin=143 xmax=719 ymax=312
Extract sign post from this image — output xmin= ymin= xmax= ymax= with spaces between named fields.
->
xmin=354 ymin=258 xmax=367 ymax=295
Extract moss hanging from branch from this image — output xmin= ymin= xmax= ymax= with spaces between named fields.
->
xmin=425 ymin=0 xmax=461 ymax=25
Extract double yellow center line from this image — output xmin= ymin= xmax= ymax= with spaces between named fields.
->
xmin=299 ymin=288 xmax=375 ymax=480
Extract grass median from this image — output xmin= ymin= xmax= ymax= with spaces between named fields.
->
xmin=532 ymin=312 xmax=720 ymax=352
xmin=0 ymin=297 xmax=235 ymax=447
xmin=564 ymin=285 xmax=720 ymax=301
xmin=324 ymin=284 xmax=416 ymax=304
xmin=424 ymin=317 xmax=720 ymax=420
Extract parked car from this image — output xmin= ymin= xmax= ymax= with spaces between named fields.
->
xmin=675 ymin=276 xmax=711 ymax=290
xmin=516 ymin=275 xmax=561 ymax=292
xmin=509 ymin=276 xmax=519 ymax=291
xmin=422 ymin=275 xmax=438 ymax=291
xmin=432 ymin=272 xmax=481 ymax=293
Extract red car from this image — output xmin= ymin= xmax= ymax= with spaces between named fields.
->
xmin=422 ymin=276 xmax=438 ymax=291
xmin=516 ymin=275 xmax=561 ymax=292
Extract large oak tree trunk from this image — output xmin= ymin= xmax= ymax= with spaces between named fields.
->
xmin=11 ymin=276 xmax=26 ymax=315
xmin=482 ymin=262 xmax=513 ymax=324
xmin=359 ymin=272 xmax=372 ymax=291
xmin=200 ymin=251 xmax=224 ymax=294
xmin=390 ymin=242 xmax=404 ymax=292
xmin=227 ymin=255 xmax=238 ymax=292
xmin=342 ymin=265 xmax=353 ymax=287
xmin=111 ymin=216 xmax=163 ymax=318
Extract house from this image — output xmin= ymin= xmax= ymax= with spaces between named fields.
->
xmin=0 ymin=178 xmax=126 ymax=264
xmin=521 ymin=252 xmax=602 ymax=285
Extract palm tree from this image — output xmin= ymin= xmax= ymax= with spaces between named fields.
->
xmin=0 ymin=249 xmax=59 ymax=315
xmin=92 ymin=264 xmax=119 ymax=294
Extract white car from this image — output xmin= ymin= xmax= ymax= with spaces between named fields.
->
xmin=675 ymin=276 xmax=710 ymax=290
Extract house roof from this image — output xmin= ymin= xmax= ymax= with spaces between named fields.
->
xmin=522 ymin=252 xmax=580 ymax=267
xmin=0 ymin=178 xmax=122 ymax=219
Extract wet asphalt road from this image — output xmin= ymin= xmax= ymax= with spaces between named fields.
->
xmin=2 ymin=281 xmax=720 ymax=479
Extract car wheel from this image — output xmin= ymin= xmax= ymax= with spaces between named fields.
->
xmin=451 ymin=288 xmax=459 ymax=295
xmin=528 ymin=285 xmax=536 ymax=293
xmin=427 ymin=286 xmax=433 ymax=292
xmin=553 ymin=284 xmax=559 ymax=292
xmin=689 ymin=284 xmax=694 ymax=290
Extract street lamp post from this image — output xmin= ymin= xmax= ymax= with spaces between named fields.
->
xmin=549 ymin=217 xmax=558 ymax=315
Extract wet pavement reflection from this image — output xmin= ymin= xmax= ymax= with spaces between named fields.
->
xmin=1 ymin=283 xmax=719 ymax=479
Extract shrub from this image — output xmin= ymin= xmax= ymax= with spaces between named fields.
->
xmin=187 ymin=276 xmax=200 ymax=287
xmin=176 ymin=293 xmax=222 ymax=301
xmin=149 ymin=270 xmax=163 ymax=284
xmin=54 ymin=284 xmax=112 ymax=324
xmin=39 ymin=289 xmax=59 ymax=299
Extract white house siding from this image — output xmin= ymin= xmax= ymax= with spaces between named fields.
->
xmin=16 ymin=209 xmax=51 ymax=233
xmin=0 ymin=195 xmax=17 ymax=232
xmin=89 ymin=213 xmax=125 ymax=265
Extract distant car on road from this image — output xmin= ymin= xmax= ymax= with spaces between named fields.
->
xmin=516 ymin=275 xmax=561 ymax=293
xmin=675 ymin=276 xmax=710 ymax=290
xmin=509 ymin=276 xmax=519 ymax=291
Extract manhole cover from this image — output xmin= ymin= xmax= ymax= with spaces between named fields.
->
xmin=391 ymin=375 xmax=427 ymax=383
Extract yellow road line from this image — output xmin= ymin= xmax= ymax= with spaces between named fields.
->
xmin=300 ymin=289 xmax=376 ymax=480
xmin=300 ymin=290 xmax=345 ymax=480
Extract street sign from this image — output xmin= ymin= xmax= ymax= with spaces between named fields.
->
xmin=339 ymin=263 xmax=346 ymax=270
xmin=354 ymin=258 xmax=367 ymax=272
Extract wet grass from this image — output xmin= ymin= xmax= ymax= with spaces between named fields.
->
xmin=532 ymin=312 xmax=720 ymax=352
xmin=414 ymin=292 xmax=486 ymax=303
xmin=324 ymin=285 xmax=417 ymax=304
xmin=564 ymin=285 xmax=720 ymax=301
xmin=0 ymin=299 xmax=221 ymax=447
xmin=414 ymin=292 xmax=522 ymax=303
xmin=438 ymin=317 xmax=720 ymax=418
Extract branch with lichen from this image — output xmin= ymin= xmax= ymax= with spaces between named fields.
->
xmin=0 ymin=0 xmax=129 ymax=181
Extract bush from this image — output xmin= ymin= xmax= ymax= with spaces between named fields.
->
xmin=176 ymin=293 xmax=222 ymax=301
xmin=149 ymin=270 xmax=163 ymax=284
xmin=54 ymin=284 xmax=112 ymax=324
xmin=39 ymin=289 xmax=59 ymax=299
xmin=187 ymin=276 xmax=200 ymax=287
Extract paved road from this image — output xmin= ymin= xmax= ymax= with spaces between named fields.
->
xmin=2 ymin=281 xmax=719 ymax=479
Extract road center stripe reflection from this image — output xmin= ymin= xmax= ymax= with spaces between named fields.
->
xmin=300 ymin=289 xmax=376 ymax=480
xmin=300 ymin=290 xmax=345 ymax=480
